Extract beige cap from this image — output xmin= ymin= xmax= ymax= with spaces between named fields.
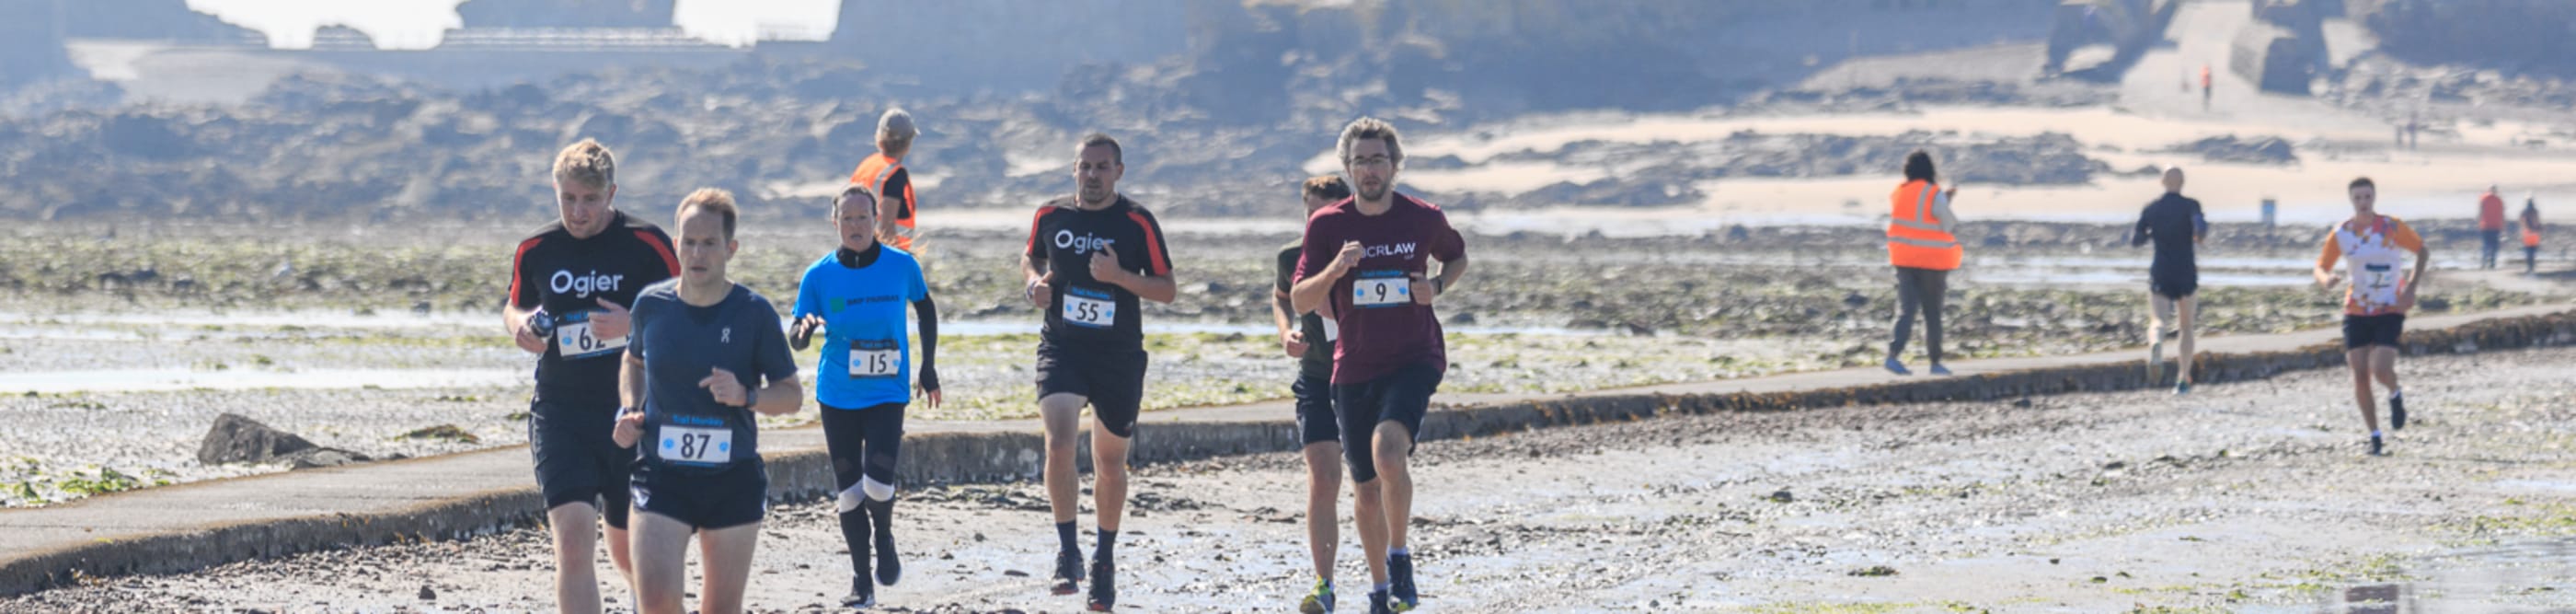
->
xmin=878 ymin=108 xmax=917 ymax=143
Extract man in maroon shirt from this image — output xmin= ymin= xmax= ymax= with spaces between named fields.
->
xmin=1292 ymin=117 xmax=1469 ymax=614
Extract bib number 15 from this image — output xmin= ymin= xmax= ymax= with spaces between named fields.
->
xmin=849 ymin=340 xmax=901 ymax=378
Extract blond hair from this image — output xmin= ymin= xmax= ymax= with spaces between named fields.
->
xmin=551 ymin=139 xmax=615 ymax=189
xmin=677 ymin=188 xmax=740 ymax=239
xmin=1337 ymin=117 xmax=1403 ymax=168
xmin=877 ymin=109 xmax=917 ymax=156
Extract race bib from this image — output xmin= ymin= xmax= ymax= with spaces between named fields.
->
xmin=1063 ymin=286 xmax=1117 ymax=329
xmin=554 ymin=310 xmax=627 ymax=359
xmin=848 ymin=339 xmax=901 ymax=378
xmin=1351 ymin=271 xmax=1412 ymax=308
xmin=1320 ymin=316 xmax=1340 ymax=342
xmin=2357 ymin=263 xmax=2400 ymax=291
xmin=658 ymin=424 xmax=733 ymax=466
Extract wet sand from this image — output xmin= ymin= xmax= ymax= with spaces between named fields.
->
xmin=12 ymin=344 xmax=2574 ymax=612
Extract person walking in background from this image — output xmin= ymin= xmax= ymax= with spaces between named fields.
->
xmin=2478 ymin=185 xmax=2507 ymax=269
xmin=2522 ymin=194 xmax=2544 ymax=274
xmin=1885 ymin=150 xmax=1963 ymax=377
xmin=2200 ymin=64 xmax=2214 ymax=110
xmin=851 ymin=109 xmax=923 ymax=252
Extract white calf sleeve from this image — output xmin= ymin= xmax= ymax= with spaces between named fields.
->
xmin=862 ymin=476 xmax=896 ymax=502
xmin=836 ymin=484 xmax=868 ymax=514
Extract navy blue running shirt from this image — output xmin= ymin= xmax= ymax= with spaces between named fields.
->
xmin=628 ymin=280 xmax=798 ymax=473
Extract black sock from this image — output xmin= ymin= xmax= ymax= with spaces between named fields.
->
xmin=838 ymin=509 xmax=872 ymax=579
xmin=1056 ymin=521 xmax=1079 ymax=555
xmin=865 ymin=495 xmax=895 ymax=539
xmin=1097 ymin=528 xmax=1119 ymax=562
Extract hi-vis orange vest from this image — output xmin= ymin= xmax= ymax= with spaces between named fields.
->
xmin=850 ymin=153 xmax=917 ymax=250
xmin=1888 ymin=180 xmax=1963 ymax=270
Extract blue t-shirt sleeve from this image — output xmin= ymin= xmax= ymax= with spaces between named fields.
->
xmin=627 ymin=295 xmax=652 ymax=360
xmin=790 ymin=264 xmax=821 ymax=324
xmin=748 ymin=295 xmax=799 ymax=386
xmin=905 ymin=259 xmax=929 ymax=303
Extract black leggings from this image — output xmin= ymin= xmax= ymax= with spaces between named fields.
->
xmin=821 ymin=402 xmax=905 ymax=492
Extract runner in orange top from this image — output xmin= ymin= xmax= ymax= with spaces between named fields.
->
xmin=2313 ymin=177 xmax=2429 ymax=457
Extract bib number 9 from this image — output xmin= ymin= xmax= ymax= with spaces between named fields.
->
xmin=659 ymin=425 xmax=732 ymax=466
xmin=1353 ymin=271 xmax=1411 ymax=308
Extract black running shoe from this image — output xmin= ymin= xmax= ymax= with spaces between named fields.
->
xmin=2369 ymin=434 xmax=2386 ymax=457
xmin=1086 ymin=558 xmax=1117 ymax=611
xmin=1050 ymin=549 xmax=1085 ymax=596
xmin=1387 ymin=552 xmax=1418 ymax=611
xmin=873 ymin=535 xmax=902 ymax=586
xmin=2390 ymin=394 xmax=2408 ymax=431
xmin=841 ymin=576 xmax=875 ymax=608
xmin=1368 ymin=588 xmax=1395 ymax=614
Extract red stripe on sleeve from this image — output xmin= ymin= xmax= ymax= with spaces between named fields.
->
xmin=1026 ymin=207 xmax=1056 ymax=259
xmin=634 ymin=229 xmax=680 ymax=276
xmin=508 ymin=236 xmax=544 ymax=307
xmin=1127 ymin=211 xmax=1172 ymax=275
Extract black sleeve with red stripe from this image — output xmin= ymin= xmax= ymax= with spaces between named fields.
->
xmin=1126 ymin=208 xmax=1173 ymax=275
xmin=633 ymin=226 xmax=679 ymax=278
xmin=1025 ymin=205 xmax=1055 ymax=262
xmin=508 ymin=236 xmax=545 ymax=309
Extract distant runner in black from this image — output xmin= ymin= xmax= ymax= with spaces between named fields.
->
xmin=2133 ymin=167 xmax=2207 ymax=395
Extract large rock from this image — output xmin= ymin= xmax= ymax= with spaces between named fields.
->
xmin=2166 ymin=134 xmax=2300 ymax=165
xmin=2230 ymin=22 xmax=2318 ymax=94
xmin=197 ymin=413 xmax=319 ymax=465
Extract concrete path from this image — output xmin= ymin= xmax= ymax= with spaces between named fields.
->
xmin=2 ymin=303 xmax=2570 ymax=595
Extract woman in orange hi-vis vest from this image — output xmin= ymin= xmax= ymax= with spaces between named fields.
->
xmin=851 ymin=109 xmax=922 ymax=252
xmin=1886 ymin=151 xmax=1964 ymax=377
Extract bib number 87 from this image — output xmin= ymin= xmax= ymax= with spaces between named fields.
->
xmin=660 ymin=425 xmax=731 ymax=465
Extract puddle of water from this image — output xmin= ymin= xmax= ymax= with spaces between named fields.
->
xmin=0 ymin=367 xmax=523 ymax=394
xmin=2243 ymin=539 xmax=2576 ymax=613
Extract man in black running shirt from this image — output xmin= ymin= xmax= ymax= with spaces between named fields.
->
xmin=2133 ymin=167 xmax=2207 ymax=395
xmin=1019 ymin=133 xmax=1177 ymax=612
xmin=502 ymin=139 xmax=677 ymax=613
